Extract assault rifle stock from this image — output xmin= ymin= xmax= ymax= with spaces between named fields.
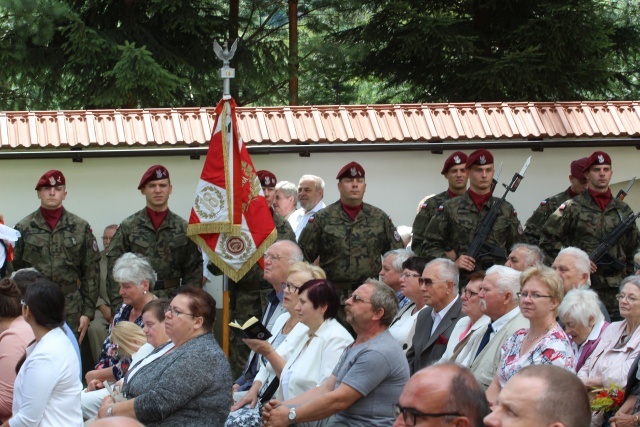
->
xmin=589 ymin=211 xmax=640 ymax=272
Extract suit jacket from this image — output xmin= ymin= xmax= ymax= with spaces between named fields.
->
xmin=624 ymin=351 xmax=640 ymax=400
xmin=406 ymin=298 xmax=463 ymax=375
xmin=462 ymin=311 xmax=529 ymax=389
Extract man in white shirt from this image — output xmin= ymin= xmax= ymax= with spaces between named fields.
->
xmin=273 ymin=181 xmax=298 ymax=220
xmin=289 ymin=175 xmax=326 ymax=240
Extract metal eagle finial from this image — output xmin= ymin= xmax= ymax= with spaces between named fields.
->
xmin=214 ymin=40 xmax=238 ymax=99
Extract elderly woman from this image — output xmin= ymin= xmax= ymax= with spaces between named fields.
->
xmin=558 ymin=288 xmax=609 ymax=371
xmin=97 ymin=287 xmax=231 ymax=426
xmin=2 ymin=278 xmax=82 ymax=427
xmin=388 ymin=256 xmax=429 ymax=354
xmin=226 ymin=263 xmax=325 ymax=426
xmin=486 ymin=265 xmax=575 ymax=403
xmin=0 ymin=278 xmax=35 ymax=423
xmin=87 ymin=253 xmax=157 ymax=385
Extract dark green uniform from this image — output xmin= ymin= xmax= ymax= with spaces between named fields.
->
xmin=412 ymin=190 xmax=452 ymax=256
xmin=106 ymin=208 xmax=203 ymax=309
xmin=298 ymin=201 xmax=403 ymax=291
xmin=423 ymin=192 xmax=523 ymax=284
xmin=13 ymin=208 xmax=101 ymax=334
xmin=539 ymin=192 xmax=640 ymax=319
xmin=523 ymin=188 xmax=573 ymax=245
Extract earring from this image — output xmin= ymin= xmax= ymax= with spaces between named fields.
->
xmin=144 ymin=291 xmax=147 ymax=295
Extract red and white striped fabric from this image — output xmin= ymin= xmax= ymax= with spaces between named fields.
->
xmin=187 ymin=97 xmax=276 ymax=282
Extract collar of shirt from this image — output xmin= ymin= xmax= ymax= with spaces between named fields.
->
xmin=491 ymin=306 xmax=521 ymax=334
xmin=431 ymin=294 xmax=459 ymax=335
xmin=577 ymin=319 xmax=606 ymax=353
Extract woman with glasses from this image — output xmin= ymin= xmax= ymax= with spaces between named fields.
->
xmin=486 ymin=265 xmax=574 ymax=404
xmin=85 ymin=253 xmax=156 ymax=386
xmin=226 ymin=262 xmax=324 ymax=427
xmin=0 ymin=278 xmax=35 ymax=424
xmin=388 ymin=257 xmax=429 ymax=354
xmin=97 ymin=286 xmax=231 ymax=426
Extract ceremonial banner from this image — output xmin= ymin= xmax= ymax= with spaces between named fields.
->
xmin=187 ymin=97 xmax=276 ymax=282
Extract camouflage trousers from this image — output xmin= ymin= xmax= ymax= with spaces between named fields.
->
xmin=229 ymin=286 xmax=265 ymax=379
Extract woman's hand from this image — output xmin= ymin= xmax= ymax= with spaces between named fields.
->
xmin=87 ymin=379 xmax=105 ymax=392
xmin=242 ymin=338 xmax=274 ymax=356
xmin=230 ymin=387 xmax=259 ymax=411
xmin=96 ymin=395 xmax=116 ymax=419
xmin=609 ymin=412 xmax=637 ymax=427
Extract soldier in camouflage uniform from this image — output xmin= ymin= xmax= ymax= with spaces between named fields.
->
xmin=523 ymin=157 xmax=589 ymax=244
xmin=13 ymin=170 xmax=101 ymax=339
xmin=106 ymin=165 xmax=203 ymax=309
xmin=298 ymin=161 xmax=403 ymax=298
xmin=423 ymin=149 xmax=523 ymax=285
xmin=540 ymin=151 xmax=640 ymax=320
xmin=412 ymin=151 xmax=468 ymax=256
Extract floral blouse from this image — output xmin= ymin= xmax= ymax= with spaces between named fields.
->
xmin=94 ymin=304 xmax=143 ymax=380
xmin=498 ymin=323 xmax=576 ymax=387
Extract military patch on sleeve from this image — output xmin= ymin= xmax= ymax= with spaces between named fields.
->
xmin=92 ymin=239 xmax=98 ymax=251
xmin=559 ymin=203 xmax=566 ymax=211
xmin=437 ymin=205 xmax=444 ymax=212
xmin=420 ymin=203 xmax=428 ymax=210
xmin=517 ymin=224 xmax=524 ymax=235
xmin=540 ymin=200 xmax=547 ymax=206
xmin=394 ymin=230 xmax=401 ymax=242
xmin=513 ymin=210 xmax=518 ymax=217
xmin=308 ymin=216 xmax=314 ymax=223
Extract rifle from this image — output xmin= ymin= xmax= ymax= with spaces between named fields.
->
xmin=589 ymin=211 xmax=640 ymax=272
xmin=616 ymin=176 xmax=636 ymax=201
xmin=466 ymin=157 xmax=531 ymax=263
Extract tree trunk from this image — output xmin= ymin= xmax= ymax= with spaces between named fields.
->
xmin=288 ymin=0 xmax=299 ymax=105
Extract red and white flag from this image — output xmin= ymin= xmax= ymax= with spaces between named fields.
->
xmin=187 ymin=97 xmax=276 ymax=282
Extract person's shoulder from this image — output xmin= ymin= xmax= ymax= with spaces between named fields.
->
xmin=120 ymin=208 xmax=146 ymax=226
xmin=362 ymin=202 xmax=391 ymax=218
xmin=61 ymin=208 xmax=92 ymax=228
xmin=14 ymin=210 xmax=39 ymax=229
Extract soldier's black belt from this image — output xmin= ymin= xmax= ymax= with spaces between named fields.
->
xmin=155 ymin=278 xmax=181 ymax=290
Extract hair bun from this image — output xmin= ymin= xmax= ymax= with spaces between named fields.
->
xmin=0 ymin=278 xmax=20 ymax=299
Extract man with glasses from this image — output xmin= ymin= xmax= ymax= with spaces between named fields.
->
xmin=456 ymin=265 xmax=528 ymax=389
xmin=523 ymin=157 xmax=589 ymax=245
xmin=262 ymin=279 xmax=409 ymax=427
xmin=540 ymin=151 xmax=640 ymax=320
xmin=380 ymin=249 xmax=415 ymax=310
xmin=406 ymin=258 xmax=463 ymax=374
xmin=393 ymin=363 xmax=489 ymax=427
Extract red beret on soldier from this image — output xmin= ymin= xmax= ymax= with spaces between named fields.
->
xmin=441 ymin=151 xmax=468 ymax=175
xmin=257 ymin=170 xmax=277 ymax=188
xmin=570 ymin=157 xmax=589 ymax=178
xmin=35 ymin=170 xmax=65 ymax=190
xmin=138 ymin=165 xmax=170 ymax=189
xmin=583 ymin=151 xmax=612 ymax=172
xmin=336 ymin=161 xmax=365 ymax=180
xmin=465 ymin=149 xmax=494 ymax=168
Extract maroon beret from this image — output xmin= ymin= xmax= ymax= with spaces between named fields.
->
xmin=441 ymin=151 xmax=468 ymax=175
xmin=35 ymin=170 xmax=65 ymax=190
xmin=138 ymin=165 xmax=170 ymax=189
xmin=570 ymin=157 xmax=589 ymax=178
xmin=465 ymin=149 xmax=493 ymax=168
xmin=336 ymin=161 xmax=365 ymax=180
xmin=257 ymin=170 xmax=277 ymax=188
xmin=583 ymin=151 xmax=612 ymax=172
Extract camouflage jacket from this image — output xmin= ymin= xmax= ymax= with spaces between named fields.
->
xmin=423 ymin=192 xmax=523 ymax=269
xmin=298 ymin=201 xmax=403 ymax=286
xmin=539 ymin=191 xmax=640 ymax=279
xmin=272 ymin=208 xmax=296 ymax=243
xmin=412 ymin=190 xmax=453 ymax=256
xmin=107 ymin=208 xmax=203 ymax=307
xmin=523 ymin=188 xmax=573 ymax=245
xmin=13 ymin=208 xmax=100 ymax=319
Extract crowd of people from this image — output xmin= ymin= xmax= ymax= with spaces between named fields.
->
xmin=0 ymin=146 xmax=639 ymax=427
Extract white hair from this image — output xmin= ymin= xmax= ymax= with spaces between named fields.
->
xmin=556 ymin=247 xmax=591 ymax=286
xmin=558 ymin=288 xmax=604 ymax=326
xmin=299 ymin=174 xmax=325 ymax=190
xmin=486 ymin=265 xmax=521 ymax=298
xmin=425 ymin=258 xmax=459 ymax=291
xmin=383 ymin=248 xmax=415 ymax=272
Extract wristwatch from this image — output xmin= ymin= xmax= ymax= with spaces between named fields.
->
xmin=288 ymin=407 xmax=297 ymax=425
xmin=634 ymin=413 xmax=639 ymax=426
xmin=107 ymin=405 xmax=114 ymax=417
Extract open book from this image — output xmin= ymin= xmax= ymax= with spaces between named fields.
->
xmin=229 ymin=316 xmax=272 ymax=340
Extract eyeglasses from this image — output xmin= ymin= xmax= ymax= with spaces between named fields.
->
xmin=282 ymin=281 xmax=301 ymax=293
xmin=166 ymin=306 xmax=195 ymax=317
xmin=392 ymin=404 xmax=461 ymax=426
xmin=463 ymin=288 xmax=479 ymax=298
xmin=348 ymin=294 xmax=372 ymax=304
xmin=263 ymin=252 xmax=293 ymax=262
xmin=401 ymin=272 xmax=421 ymax=279
xmin=418 ymin=278 xmax=448 ymax=287
xmin=616 ymin=293 xmax=639 ymax=303
xmin=517 ymin=292 xmax=552 ymax=300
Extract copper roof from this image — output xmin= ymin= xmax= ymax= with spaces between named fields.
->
xmin=2 ymin=101 xmax=640 ymax=152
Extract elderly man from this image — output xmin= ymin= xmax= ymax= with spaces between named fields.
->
xmin=289 ymin=174 xmax=326 ymax=240
xmin=457 ymin=265 xmax=528 ymax=389
xmin=523 ymin=157 xmax=589 ymax=244
xmin=504 ymin=243 xmax=544 ymax=272
xmin=406 ymin=258 xmax=463 ymax=374
xmin=540 ymin=151 xmax=640 ymax=320
xmin=412 ymin=151 xmax=468 ymax=255
xmin=484 ymin=365 xmax=591 ymax=427
xmin=262 ymin=279 xmax=409 ymax=427
xmin=274 ymin=181 xmax=298 ymax=220
xmin=393 ymin=363 xmax=489 ymax=427
xmin=233 ymin=240 xmax=304 ymax=392
xmin=380 ymin=248 xmax=415 ymax=310
xmin=552 ymin=246 xmax=610 ymax=322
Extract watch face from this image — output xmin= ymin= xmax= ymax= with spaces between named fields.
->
xmin=288 ymin=409 xmax=296 ymax=420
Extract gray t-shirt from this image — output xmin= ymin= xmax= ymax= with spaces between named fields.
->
xmin=330 ymin=330 xmax=409 ymax=426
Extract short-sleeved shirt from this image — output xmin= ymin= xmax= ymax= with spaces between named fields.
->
xmin=330 ymin=330 xmax=409 ymax=426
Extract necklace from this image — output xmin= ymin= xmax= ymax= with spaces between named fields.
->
xmin=525 ymin=321 xmax=555 ymax=344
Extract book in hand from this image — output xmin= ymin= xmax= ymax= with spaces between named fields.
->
xmin=229 ymin=317 xmax=272 ymax=340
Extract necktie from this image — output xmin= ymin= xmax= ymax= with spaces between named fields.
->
xmin=474 ymin=324 xmax=494 ymax=360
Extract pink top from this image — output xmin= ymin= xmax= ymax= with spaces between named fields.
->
xmin=498 ymin=323 xmax=576 ymax=387
xmin=0 ymin=317 xmax=34 ymax=422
